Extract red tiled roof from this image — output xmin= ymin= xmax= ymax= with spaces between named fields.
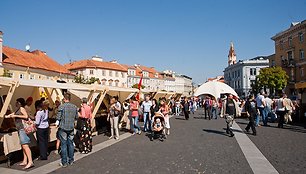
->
xmin=64 ymin=59 xmax=128 ymax=72
xmin=3 ymin=46 xmax=72 ymax=75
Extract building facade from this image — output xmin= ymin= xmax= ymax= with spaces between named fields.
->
xmin=64 ymin=57 xmax=128 ymax=87
xmin=271 ymin=21 xmax=306 ymax=100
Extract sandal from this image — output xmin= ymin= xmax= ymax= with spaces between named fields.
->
xmin=18 ymin=162 xmax=27 ymax=166
xmin=23 ymin=163 xmax=34 ymax=170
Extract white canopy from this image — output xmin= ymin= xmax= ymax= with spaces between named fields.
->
xmin=194 ymin=81 xmax=238 ymax=99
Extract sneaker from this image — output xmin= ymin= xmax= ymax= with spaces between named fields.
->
xmin=229 ymin=134 xmax=235 ymax=137
xmin=131 ymin=132 xmax=136 ymax=135
xmin=115 ymin=137 xmax=119 ymax=140
xmin=69 ymin=161 xmax=75 ymax=166
xmin=245 ymin=128 xmax=250 ymax=133
xmin=108 ymin=136 xmax=114 ymax=140
xmin=59 ymin=162 xmax=68 ymax=168
xmin=138 ymin=130 xmax=142 ymax=135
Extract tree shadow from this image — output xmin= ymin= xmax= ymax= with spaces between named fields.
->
xmin=193 ymin=116 xmax=207 ymax=119
xmin=175 ymin=118 xmax=187 ymax=120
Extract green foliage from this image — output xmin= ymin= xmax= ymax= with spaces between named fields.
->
xmin=132 ymin=83 xmax=145 ymax=89
xmin=74 ymin=75 xmax=99 ymax=84
xmin=254 ymin=67 xmax=289 ymax=95
xmin=2 ymin=69 xmax=12 ymax=78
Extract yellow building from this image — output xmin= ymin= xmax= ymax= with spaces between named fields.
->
xmin=271 ymin=21 xmax=306 ymax=117
xmin=0 ymin=31 xmax=74 ymax=82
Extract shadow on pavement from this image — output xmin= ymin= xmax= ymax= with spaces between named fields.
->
xmin=203 ymin=129 xmax=228 ymax=136
xmin=175 ymin=117 xmax=187 ymax=120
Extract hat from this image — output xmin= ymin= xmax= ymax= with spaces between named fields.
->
xmin=43 ymin=100 xmax=50 ymax=105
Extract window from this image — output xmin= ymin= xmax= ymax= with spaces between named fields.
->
xmin=301 ymin=68 xmax=304 ymax=77
xmin=271 ymin=60 xmax=275 ymax=67
xmin=299 ymin=32 xmax=304 ymax=43
xmin=115 ymin=71 xmax=119 ymax=77
xmin=19 ymin=74 xmax=25 ymax=79
xmin=288 ymin=51 xmax=293 ymax=60
xmin=109 ymin=71 xmax=113 ymax=77
xmin=115 ymin=80 xmax=119 ymax=87
xmin=250 ymin=68 xmax=256 ymax=76
xmin=29 ymin=74 xmax=35 ymax=80
xmin=288 ymin=37 xmax=292 ymax=47
xmin=281 ymin=55 xmax=284 ymax=61
xmin=121 ymin=72 xmax=125 ymax=78
xmin=300 ymin=49 xmax=304 ymax=60
xmin=89 ymin=70 xmax=94 ymax=75
xmin=102 ymin=70 xmax=106 ymax=76
xmin=280 ymin=40 xmax=284 ymax=50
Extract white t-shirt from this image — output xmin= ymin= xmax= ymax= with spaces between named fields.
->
xmin=256 ymin=95 xmax=265 ymax=108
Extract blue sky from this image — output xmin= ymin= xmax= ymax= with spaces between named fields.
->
xmin=1 ymin=0 xmax=306 ymax=84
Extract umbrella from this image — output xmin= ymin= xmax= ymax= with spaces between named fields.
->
xmin=194 ymin=81 xmax=238 ymax=99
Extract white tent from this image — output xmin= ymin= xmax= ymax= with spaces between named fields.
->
xmin=194 ymin=81 xmax=238 ymax=99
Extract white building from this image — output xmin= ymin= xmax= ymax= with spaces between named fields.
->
xmin=174 ymin=73 xmax=193 ymax=96
xmin=224 ymin=56 xmax=269 ymax=97
xmin=64 ymin=56 xmax=128 ymax=87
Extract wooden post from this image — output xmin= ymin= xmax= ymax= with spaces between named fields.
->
xmin=0 ymin=81 xmax=18 ymax=127
xmin=44 ymin=87 xmax=54 ymax=108
xmin=91 ymin=88 xmax=108 ymax=132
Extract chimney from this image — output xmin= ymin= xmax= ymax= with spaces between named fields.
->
xmin=0 ymin=31 xmax=3 ymax=64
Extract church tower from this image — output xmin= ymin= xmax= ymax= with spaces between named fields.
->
xmin=228 ymin=42 xmax=237 ymax=66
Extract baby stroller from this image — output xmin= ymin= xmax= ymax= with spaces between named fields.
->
xmin=150 ymin=112 xmax=166 ymax=141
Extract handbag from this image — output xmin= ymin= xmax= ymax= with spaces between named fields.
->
xmin=23 ymin=119 xmax=37 ymax=134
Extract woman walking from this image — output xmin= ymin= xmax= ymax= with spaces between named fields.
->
xmin=6 ymin=98 xmax=34 ymax=169
xmin=78 ymin=98 xmax=93 ymax=153
xmin=35 ymin=100 xmax=50 ymax=160
xmin=159 ymin=98 xmax=170 ymax=135
xmin=276 ymin=94 xmax=286 ymax=128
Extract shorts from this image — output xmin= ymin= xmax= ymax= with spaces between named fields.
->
xmin=18 ymin=129 xmax=31 ymax=145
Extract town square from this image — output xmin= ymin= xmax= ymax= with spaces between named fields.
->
xmin=0 ymin=1 xmax=306 ymax=174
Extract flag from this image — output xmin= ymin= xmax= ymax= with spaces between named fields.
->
xmin=135 ymin=74 xmax=143 ymax=101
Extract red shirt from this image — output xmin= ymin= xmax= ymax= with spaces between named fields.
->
xmin=130 ymin=101 xmax=139 ymax=117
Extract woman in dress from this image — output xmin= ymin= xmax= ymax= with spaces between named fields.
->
xmin=78 ymin=97 xmax=93 ymax=154
xmin=159 ymin=98 xmax=170 ymax=135
xmin=5 ymin=98 xmax=34 ymax=169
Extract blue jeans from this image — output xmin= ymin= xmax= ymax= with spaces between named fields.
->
xmin=255 ymin=113 xmax=260 ymax=126
xmin=143 ymin=112 xmax=151 ymax=132
xmin=258 ymin=107 xmax=268 ymax=126
xmin=131 ymin=116 xmax=141 ymax=133
xmin=58 ymin=128 xmax=75 ymax=165
xmin=211 ymin=107 xmax=218 ymax=119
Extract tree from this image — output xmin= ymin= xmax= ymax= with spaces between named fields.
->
xmin=132 ymin=83 xmax=145 ymax=89
xmin=74 ymin=75 xmax=99 ymax=84
xmin=86 ymin=77 xmax=99 ymax=84
xmin=254 ymin=67 xmax=289 ymax=95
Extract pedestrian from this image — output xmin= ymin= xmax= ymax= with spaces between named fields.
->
xmin=211 ymin=98 xmax=218 ymax=119
xmin=276 ymin=94 xmax=286 ymax=128
xmin=5 ymin=98 xmax=34 ymax=169
xmin=150 ymin=99 xmax=160 ymax=130
xmin=159 ymin=98 xmax=170 ymax=135
xmin=189 ymin=98 xmax=195 ymax=114
xmin=56 ymin=93 xmax=79 ymax=167
xmin=220 ymin=94 xmax=240 ymax=137
xmin=264 ymin=95 xmax=274 ymax=123
xmin=204 ymin=97 xmax=212 ymax=119
xmin=175 ymin=99 xmax=181 ymax=116
xmin=283 ymin=94 xmax=294 ymax=124
xmin=130 ymin=96 xmax=141 ymax=135
xmin=119 ymin=100 xmax=130 ymax=131
xmin=35 ymin=100 xmax=50 ymax=160
xmin=78 ymin=97 xmax=93 ymax=153
xmin=245 ymin=95 xmax=257 ymax=136
xmin=256 ymin=91 xmax=267 ymax=126
xmin=108 ymin=96 xmax=121 ymax=140
xmin=182 ymin=97 xmax=190 ymax=120
xmin=141 ymin=95 xmax=153 ymax=132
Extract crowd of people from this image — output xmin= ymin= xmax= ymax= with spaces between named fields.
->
xmin=1 ymin=90 xmax=303 ymax=169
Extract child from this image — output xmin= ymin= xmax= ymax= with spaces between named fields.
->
xmin=153 ymin=118 xmax=163 ymax=132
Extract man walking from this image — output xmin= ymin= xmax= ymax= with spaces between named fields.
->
xmin=221 ymin=94 xmax=240 ymax=137
xmin=141 ymin=95 xmax=152 ymax=132
xmin=256 ymin=91 xmax=267 ymax=126
xmin=56 ymin=93 xmax=78 ymax=167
